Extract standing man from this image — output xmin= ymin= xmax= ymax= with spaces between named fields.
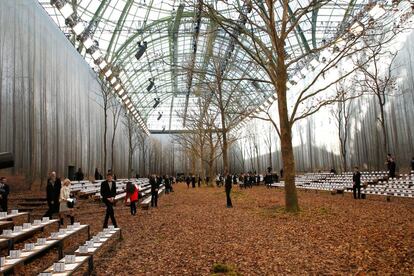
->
xmin=0 ymin=177 xmax=10 ymax=212
xmin=44 ymin=171 xmax=61 ymax=219
xmin=224 ymin=171 xmax=233 ymax=208
xmin=100 ymin=173 xmax=118 ymax=228
xmin=352 ymin=166 xmax=362 ymax=199
xmin=150 ymin=174 xmax=159 ymax=208
xmin=386 ymin=154 xmax=396 ymax=178
xmin=75 ymin=168 xmax=84 ymax=181
xmin=191 ymin=175 xmax=196 ymax=188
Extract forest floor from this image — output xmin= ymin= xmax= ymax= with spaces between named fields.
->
xmin=18 ymin=183 xmax=414 ymax=275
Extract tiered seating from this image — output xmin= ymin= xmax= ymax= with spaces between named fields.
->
xmin=0 ymin=222 xmax=89 ymax=275
xmin=362 ymin=178 xmax=414 ymax=198
xmin=0 ymin=207 xmax=121 ymax=275
xmin=272 ymin=170 xmax=414 ymax=200
xmin=41 ymin=227 xmax=121 ymax=275
xmin=0 ymin=218 xmax=59 ymax=250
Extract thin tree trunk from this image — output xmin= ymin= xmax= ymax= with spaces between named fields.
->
xmin=103 ymin=101 xmax=108 ymax=174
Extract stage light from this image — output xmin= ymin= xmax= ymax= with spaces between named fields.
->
xmin=114 ymin=83 xmax=121 ymax=91
xmin=147 ymin=78 xmax=154 ymax=92
xmin=104 ymin=69 xmax=112 ymax=78
xmin=51 ymin=0 xmax=73 ymax=19
xmin=59 ymin=4 xmax=74 ymax=19
xmin=97 ymin=59 xmax=107 ymax=70
xmin=350 ymin=21 xmax=363 ymax=36
xmin=157 ymin=112 xmax=163 ymax=120
xmin=135 ymin=41 xmax=148 ymax=60
xmin=369 ymin=5 xmax=386 ymax=19
xmin=91 ymin=50 xmax=101 ymax=60
xmin=72 ymin=22 xmax=85 ymax=36
xmin=153 ymin=98 xmax=161 ymax=109
xmin=82 ymin=37 xmax=94 ymax=49
xmin=121 ymin=94 xmax=128 ymax=101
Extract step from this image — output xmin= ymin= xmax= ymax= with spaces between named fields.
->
xmin=23 ymin=197 xmax=47 ymax=202
xmin=19 ymin=201 xmax=47 ymax=207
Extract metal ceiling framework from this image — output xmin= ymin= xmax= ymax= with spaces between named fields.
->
xmin=38 ymin=0 xmax=397 ymax=133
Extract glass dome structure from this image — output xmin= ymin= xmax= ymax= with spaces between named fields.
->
xmin=38 ymin=0 xmax=393 ymax=132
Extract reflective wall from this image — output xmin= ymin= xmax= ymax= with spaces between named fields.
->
xmin=0 ymin=0 xmax=140 ymax=183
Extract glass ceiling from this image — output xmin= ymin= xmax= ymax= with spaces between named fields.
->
xmin=38 ymin=0 xmax=382 ymax=132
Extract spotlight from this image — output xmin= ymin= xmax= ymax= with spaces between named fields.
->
xmin=153 ymin=98 xmax=160 ymax=109
xmin=147 ymin=78 xmax=154 ymax=91
xmin=135 ymin=41 xmax=148 ymax=60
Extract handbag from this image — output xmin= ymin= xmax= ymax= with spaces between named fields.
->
xmin=66 ymin=195 xmax=76 ymax=208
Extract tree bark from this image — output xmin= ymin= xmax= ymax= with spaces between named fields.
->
xmin=276 ymin=56 xmax=299 ymax=212
xmin=103 ymin=99 xmax=108 ymax=174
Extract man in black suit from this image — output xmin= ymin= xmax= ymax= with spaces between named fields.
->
xmin=0 ymin=177 xmax=10 ymax=212
xmin=150 ymin=175 xmax=159 ymax=207
xmin=100 ymin=173 xmax=118 ymax=228
xmin=352 ymin=166 xmax=362 ymax=199
xmin=44 ymin=171 xmax=61 ymax=219
xmin=224 ymin=171 xmax=233 ymax=208
xmin=386 ymin=154 xmax=396 ymax=178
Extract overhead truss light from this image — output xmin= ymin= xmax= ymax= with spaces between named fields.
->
xmin=153 ymin=98 xmax=161 ymax=109
xmin=147 ymin=78 xmax=155 ymax=92
xmin=50 ymin=0 xmax=150 ymax=136
xmin=135 ymin=41 xmax=148 ymax=60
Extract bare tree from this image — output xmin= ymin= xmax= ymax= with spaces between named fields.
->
xmin=331 ymin=82 xmax=355 ymax=172
xmin=136 ymin=130 xmax=149 ymax=176
xmin=358 ymin=48 xmax=399 ymax=154
xmin=110 ymin=98 xmax=123 ymax=173
xmin=200 ymin=0 xmax=406 ymax=212
xmin=263 ymin=123 xmax=274 ymax=169
xmin=123 ymin=112 xmax=141 ymax=179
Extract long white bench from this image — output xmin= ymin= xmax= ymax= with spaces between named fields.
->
xmin=140 ymin=187 xmax=165 ymax=210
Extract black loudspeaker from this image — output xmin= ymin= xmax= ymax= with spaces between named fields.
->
xmin=0 ymin=152 xmax=14 ymax=169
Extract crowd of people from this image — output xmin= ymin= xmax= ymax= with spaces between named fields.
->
xmin=0 ymin=152 xmax=410 ymax=229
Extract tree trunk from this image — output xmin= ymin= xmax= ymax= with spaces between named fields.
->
xmin=379 ymin=103 xmax=388 ymax=154
xmin=111 ymin=134 xmax=115 ymax=174
xmin=128 ymin=117 xmax=132 ymax=179
xmin=276 ymin=58 xmax=299 ymax=212
xmin=103 ymin=102 xmax=108 ymax=174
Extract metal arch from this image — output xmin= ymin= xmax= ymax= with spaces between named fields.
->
xmin=106 ymin=0 xmax=134 ymax=61
xmin=168 ymin=4 xmax=185 ymax=130
xmin=311 ymin=7 xmax=319 ymax=49
xmin=77 ymin=0 xmax=112 ymax=54
xmin=123 ymin=55 xmax=270 ymax=109
xmin=286 ymin=3 xmax=311 ymax=54
xmin=111 ymin=12 xmax=195 ymax=63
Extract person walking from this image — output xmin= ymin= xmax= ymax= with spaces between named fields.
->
xmin=44 ymin=171 xmax=61 ymax=219
xmin=150 ymin=175 xmax=159 ymax=208
xmin=185 ymin=176 xmax=191 ymax=189
xmin=352 ymin=166 xmax=362 ymax=199
xmin=58 ymin=178 xmax=75 ymax=225
xmin=0 ymin=177 xmax=10 ymax=212
xmin=100 ymin=173 xmax=118 ymax=228
xmin=225 ymin=171 xmax=233 ymax=208
xmin=125 ymin=181 xmax=138 ymax=216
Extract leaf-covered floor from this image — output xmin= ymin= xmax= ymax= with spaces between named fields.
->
xmin=21 ymin=183 xmax=414 ymax=275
